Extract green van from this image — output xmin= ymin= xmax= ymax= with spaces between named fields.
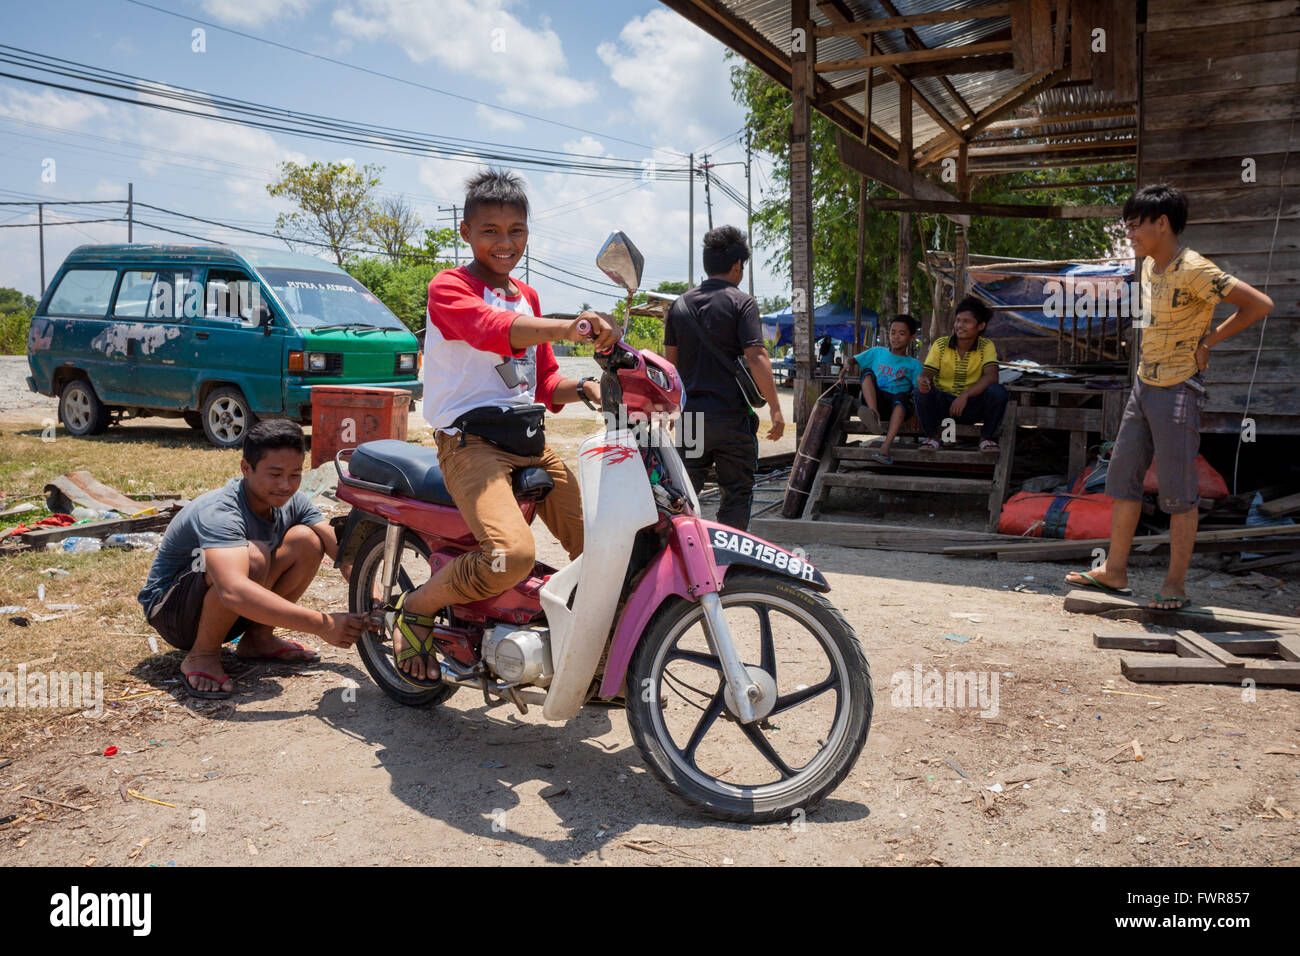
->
xmin=25 ymin=243 xmax=423 ymax=448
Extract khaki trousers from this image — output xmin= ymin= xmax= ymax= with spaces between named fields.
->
xmin=433 ymin=432 xmax=584 ymax=602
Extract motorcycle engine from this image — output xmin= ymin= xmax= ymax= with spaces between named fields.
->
xmin=483 ymin=625 xmax=553 ymax=685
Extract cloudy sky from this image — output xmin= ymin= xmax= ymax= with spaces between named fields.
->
xmin=0 ymin=0 xmax=785 ymax=313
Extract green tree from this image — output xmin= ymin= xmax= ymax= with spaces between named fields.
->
xmin=345 ymin=256 xmax=452 ymax=335
xmin=268 ymin=160 xmax=383 ymax=266
xmin=0 ymin=287 xmax=38 ymax=355
xmin=369 ymin=194 xmax=423 ymax=263
xmin=730 ymin=59 xmax=1132 ymax=320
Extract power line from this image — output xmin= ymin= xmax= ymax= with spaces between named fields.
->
xmin=117 ymin=0 xmax=683 ymax=156
xmin=0 ymin=45 xmax=694 ymax=181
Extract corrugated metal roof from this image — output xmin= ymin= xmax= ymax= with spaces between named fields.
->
xmin=696 ymin=0 xmax=1137 ymax=169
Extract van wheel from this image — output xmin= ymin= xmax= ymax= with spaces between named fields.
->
xmin=59 ymin=379 xmax=109 ymax=436
xmin=201 ymin=387 xmax=258 ymax=448
xmin=183 ymin=411 xmax=203 ymax=430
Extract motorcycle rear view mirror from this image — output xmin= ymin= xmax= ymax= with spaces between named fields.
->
xmin=596 ymin=232 xmax=644 ymax=296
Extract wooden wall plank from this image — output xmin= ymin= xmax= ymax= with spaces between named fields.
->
xmin=1181 ymin=188 xmax=1300 ymax=225
xmin=1202 ymin=382 xmax=1300 ymax=415
xmin=1144 ymin=85 xmax=1300 ymax=131
xmin=1181 ymin=219 xmax=1300 ymax=255
xmin=1109 ymin=0 xmax=1138 ymax=100
xmin=1030 ymin=0 xmax=1055 ymax=71
xmin=1144 ymin=45 xmax=1300 ymax=96
xmin=1193 ymin=251 xmax=1300 ymax=287
xmin=1142 ymin=120 xmax=1300 ymax=162
xmin=1091 ymin=0 xmax=1117 ymax=90
xmin=1070 ymin=0 xmax=1096 ymax=80
xmin=1142 ymin=154 xmax=1300 ymax=194
xmin=1147 ymin=0 xmax=1300 ymax=32
xmin=1202 ymin=412 xmax=1300 ymax=434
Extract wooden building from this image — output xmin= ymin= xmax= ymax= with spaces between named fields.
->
xmin=659 ymin=0 xmax=1299 ymax=436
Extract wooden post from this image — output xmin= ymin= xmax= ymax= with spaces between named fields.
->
xmin=792 ymin=0 xmax=816 ymax=433
xmin=897 ymin=81 xmax=914 ymax=318
xmin=854 ymin=49 xmax=873 ymax=352
xmin=944 ymin=141 xmax=970 ymax=343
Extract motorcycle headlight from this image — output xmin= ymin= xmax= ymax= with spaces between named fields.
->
xmin=646 ymin=365 xmax=669 ymax=390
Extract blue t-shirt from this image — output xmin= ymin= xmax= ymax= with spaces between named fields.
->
xmin=138 ymin=478 xmax=323 ymax=615
xmin=853 ymin=346 xmax=922 ymax=395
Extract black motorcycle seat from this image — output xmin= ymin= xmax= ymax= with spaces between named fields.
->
xmin=347 ymin=440 xmax=554 ymax=506
xmin=348 ymin=440 xmax=454 ymax=506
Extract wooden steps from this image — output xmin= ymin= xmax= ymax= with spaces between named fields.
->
xmin=822 ymin=472 xmax=995 ymax=494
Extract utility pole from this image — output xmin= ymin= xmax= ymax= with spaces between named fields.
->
xmin=702 ymin=153 xmax=714 ymax=231
xmin=688 ymin=153 xmax=694 ymax=286
xmin=127 ymin=182 xmax=133 ymax=242
xmin=745 ymin=130 xmax=754 ymax=299
xmin=438 ymin=205 xmax=461 ymax=266
xmin=38 ymin=203 xmax=45 ymax=295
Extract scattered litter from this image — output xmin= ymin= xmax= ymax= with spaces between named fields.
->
xmin=24 ymin=793 xmax=92 ymax=812
xmin=8 ymin=617 xmax=29 ymax=627
xmin=1023 ymin=575 xmax=1034 ymax=581
xmin=126 ymin=790 xmax=175 ymax=808
xmin=1013 ymin=584 xmax=1036 ymax=593
xmin=944 ymin=758 xmax=969 ymax=778
xmin=102 ymin=746 xmax=118 ymax=757
xmin=1102 ymin=689 xmax=1166 ymax=700
xmin=107 ymin=690 xmax=162 ymax=703
xmin=0 ymin=606 xmax=25 ymax=614
xmin=986 ymin=783 xmax=1004 ymax=793
xmin=948 ymin=613 xmax=982 ymax=622
xmin=941 ymin=633 xmax=973 ymax=643
xmin=1131 ymin=740 xmax=1144 ymax=762
xmin=1155 ymin=776 xmax=1176 ymax=783
xmin=0 ymin=502 xmax=38 ymax=518
xmin=44 ymin=603 xmax=80 ymax=612
xmin=39 ymin=568 xmax=69 ymax=577
xmin=1264 ymin=747 xmax=1300 ymax=756
xmin=480 ymin=760 xmax=506 ymax=769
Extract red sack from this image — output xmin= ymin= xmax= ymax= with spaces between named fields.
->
xmin=1141 ymin=454 xmax=1228 ymax=500
xmin=998 ymin=492 xmax=1114 ymax=539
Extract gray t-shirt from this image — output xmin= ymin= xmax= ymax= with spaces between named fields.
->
xmin=138 ymin=478 xmax=324 ymax=615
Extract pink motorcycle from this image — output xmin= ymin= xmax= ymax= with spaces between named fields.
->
xmin=333 ymin=233 xmax=872 ymax=821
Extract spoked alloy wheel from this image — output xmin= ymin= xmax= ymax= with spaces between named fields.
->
xmin=347 ymin=528 xmax=459 ymax=708
xmin=626 ymin=571 xmax=871 ymax=823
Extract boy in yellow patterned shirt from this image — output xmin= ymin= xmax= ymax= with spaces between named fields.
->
xmin=1067 ymin=184 xmax=1273 ymax=610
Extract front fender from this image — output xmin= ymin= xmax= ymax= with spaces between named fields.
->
xmin=598 ymin=516 xmax=827 ymax=698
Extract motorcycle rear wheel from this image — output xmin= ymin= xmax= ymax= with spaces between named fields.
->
xmin=348 ymin=527 xmax=460 ymax=708
xmin=625 ymin=570 xmax=871 ymax=823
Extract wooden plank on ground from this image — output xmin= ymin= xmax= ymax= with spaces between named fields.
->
xmin=1094 ymin=630 xmax=1298 ymax=655
xmin=748 ymin=517 xmax=1020 ymax=554
xmin=1176 ymin=630 xmax=1246 ymax=667
xmin=1063 ymin=588 xmax=1300 ymax=632
xmin=944 ymin=522 xmax=1300 ymax=556
xmin=1119 ymin=655 xmax=1300 ymax=686
xmin=17 ymin=509 xmax=178 ymax=549
xmin=1261 ymin=491 xmax=1300 ymax=517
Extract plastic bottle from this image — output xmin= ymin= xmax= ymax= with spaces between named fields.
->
xmin=104 ymin=532 xmax=163 ymax=551
xmin=70 ymin=506 xmax=99 ymax=522
xmin=49 ymin=536 xmax=102 ymax=554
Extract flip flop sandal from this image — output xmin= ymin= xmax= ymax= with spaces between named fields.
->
xmin=1148 ymin=594 xmax=1192 ymax=612
xmin=870 ymin=452 xmax=894 ymax=465
xmin=919 ymin=438 xmax=940 ymax=451
xmin=1066 ymin=571 xmax=1133 ymax=596
xmin=179 ymin=669 xmax=233 ymax=700
xmin=236 ymin=638 xmax=320 ymax=665
xmin=386 ymin=590 xmax=442 ymax=678
xmin=979 ymin=440 xmax=999 ymax=453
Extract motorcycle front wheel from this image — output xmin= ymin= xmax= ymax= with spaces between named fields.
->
xmin=625 ymin=570 xmax=871 ymax=823
xmin=347 ymin=527 xmax=460 ymax=708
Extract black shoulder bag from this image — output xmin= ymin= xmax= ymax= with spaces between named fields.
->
xmin=674 ymin=300 xmax=767 ymax=409
xmin=451 ymin=403 xmax=546 ymax=457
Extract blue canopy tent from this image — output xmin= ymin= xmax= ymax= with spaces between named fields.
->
xmin=761 ymin=301 xmax=879 ymax=348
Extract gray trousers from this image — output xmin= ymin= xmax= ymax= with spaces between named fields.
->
xmin=1105 ymin=376 xmax=1204 ymax=514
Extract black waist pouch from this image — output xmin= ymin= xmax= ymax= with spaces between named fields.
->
xmin=452 ymin=403 xmax=546 ymax=457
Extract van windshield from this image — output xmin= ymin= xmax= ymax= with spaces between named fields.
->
xmin=259 ymin=268 xmax=407 ymax=332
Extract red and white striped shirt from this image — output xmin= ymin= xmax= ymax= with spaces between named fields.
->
xmin=422 ymin=266 xmax=563 ymax=432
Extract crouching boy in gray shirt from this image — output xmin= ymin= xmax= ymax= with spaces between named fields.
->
xmin=138 ymin=420 xmax=366 ymax=698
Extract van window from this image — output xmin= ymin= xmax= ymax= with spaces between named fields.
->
xmin=205 ymin=269 xmax=263 ymax=327
xmin=46 ymin=269 xmax=118 ymax=317
xmin=114 ymin=269 xmax=201 ymax=320
xmin=260 ymin=268 xmax=406 ymax=331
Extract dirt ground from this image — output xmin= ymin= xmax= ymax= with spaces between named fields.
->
xmin=2 ymin=363 xmax=1298 ymax=867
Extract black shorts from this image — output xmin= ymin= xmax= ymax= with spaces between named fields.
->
xmin=146 ymin=569 xmax=249 ymax=651
xmin=875 ymin=386 xmax=915 ymax=418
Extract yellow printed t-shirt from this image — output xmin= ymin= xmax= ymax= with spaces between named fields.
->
xmin=923 ymin=335 xmax=998 ymax=395
xmin=1138 ymin=248 xmax=1237 ymax=387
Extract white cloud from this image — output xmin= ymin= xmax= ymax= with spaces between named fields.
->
xmin=475 ymin=104 xmax=525 ymax=133
xmin=200 ymin=0 xmax=314 ymax=29
xmin=331 ymin=0 xmax=597 ymax=109
xmin=562 ymin=135 xmax=604 ymax=158
xmin=0 ymin=89 xmax=109 ymax=129
xmin=597 ymin=8 xmax=741 ymax=147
